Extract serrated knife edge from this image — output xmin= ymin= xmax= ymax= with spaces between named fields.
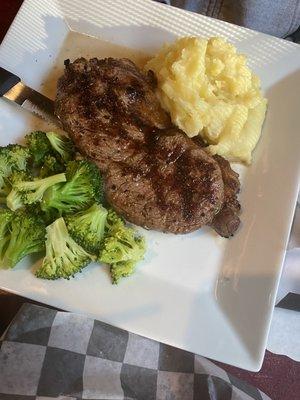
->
xmin=3 ymin=81 xmax=59 ymax=126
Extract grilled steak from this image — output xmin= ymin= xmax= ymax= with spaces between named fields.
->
xmin=210 ymin=155 xmax=241 ymax=237
xmin=191 ymin=139 xmax=241 ymax=237
xmin=55 ymin=57 xmax=170 ymax=172
xmin=55 ymin=57 xmax=240 ymax=235
xmin=105 ymin=129 xmax=224 ymax=233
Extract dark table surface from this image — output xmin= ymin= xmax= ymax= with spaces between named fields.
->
xmin=0 ymin=2 xmax=299 ymax=399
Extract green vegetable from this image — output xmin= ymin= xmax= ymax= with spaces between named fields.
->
xmin=13 ymin=172 xmax=66 ymax=205
xmin=7 ymin=144 xmax=31 ymax=172
xmin=0 ymin=177 xmax=12 ymax=204
xmin=99 ymin=210 xmax=146 ymax=284
xmin=105 ymin=208 xmax=126 ymax=234
xmin=36 ymin=217 xmax=92 ymax=279
xmin=1 ymin=210 xmax=46 ymax=268
xmin=6 ymin=189 xmax=23 ymax=211
xmin=25 ymin=131 xmax=53 ymax=166
xmin=0 ymin=147 xmax=11 ymax=188
xmin=42 ymin=160 xmax=103 ymax=214
xmin=110 ymin=260 xmax=140 ymax=284
xmin=0 ymin=145 xmax=31 ymax=188
xmin=6 ymin=171 xmax=31 ymax=211
xmin=39 ymin=155 xmax=64 ymax=178
xmin=0 ymin=190 xmax=8 ymax=204
xmin=65 ymin=203 xmax=108 ymax=254
xmin=46 ymin=132 xmax=75 ymax=162
xmin=0 ymin=131 xmax=147 ymax=284
xmin=26 ymin=130 xmax=76 ymax=168
xmin=0 ymin=208 xmax=14 ymax=259
xmin=100 ymin=226 xmax=145 ymax=265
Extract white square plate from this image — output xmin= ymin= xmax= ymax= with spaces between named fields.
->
xmin=0 ymin=0 xmax=300 ymax=371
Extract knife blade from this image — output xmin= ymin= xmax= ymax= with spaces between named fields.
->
xmin=0 ymin=66 xmax=60 ymax=126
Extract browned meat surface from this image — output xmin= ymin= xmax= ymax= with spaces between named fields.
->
xmin=191 ymin=140 xmax=241 ymax=237
xmin=55 ymin=57 xmax=171 ymax=172
xmin=55 ymin=57 xmax=240 ymax=235
xmin=105 ymin=130 xmax=224 ymax=233
xmin=210 ymin=155 xmax=241 ymax=237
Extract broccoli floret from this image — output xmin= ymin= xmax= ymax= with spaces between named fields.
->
xmin=42 ymin=160 xmax=103 ymax=214
xmin=0 ymin=176 xmax=12 ymax=204
xmin=36 ymin=217 xmax=92 ymax=279
xmin=6 ymin=144 xmax=31 ymax=172
xmin=40 ymin=155 xmax=65 ymax=178
xmin=0 ymin=208 xmax=14 ymax=260
xmin=13 ymin=172 xmax=66 ymax=205
xmin=100 ymin=227 xmax=145 ymax=264
xmin=25 ymin=131 xmax=53 ymax=166
xmin=0 ymin=147 xmax=11 ymax=188
xmin=99 ymin=218 xmax=146 ymax=284
xmin=6 ymin=171 xmax=31 ymax=211
xmin=110 ymin=260 xmax=137 ymax=283
xmin=1 ymin=210 xmax=46 ymax=268
xmin=0 ymin=145 xmax=30 ymax=189
xmin=26 ymin=130 xmax=76 ymax=167
xmin=65 ymin=203 xmax=108 ymax=254
xmin=46 ymin=132 xmax=75 ymax=162
xmin=105 ymin=209 xmax=125 ymax=234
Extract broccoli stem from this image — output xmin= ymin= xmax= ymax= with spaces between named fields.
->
xmin=36 ymin=217 xmax=93 ymax=279
xmin=0 ymin=209 xmax=14 ymax=260
xmin=16 ymin=173 xmax=66 ymax=203
xmin=6 ymin=189 xmax=23 ymax=211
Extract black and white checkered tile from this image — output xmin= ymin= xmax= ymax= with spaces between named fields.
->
xmin=0 ymin=304 xmax=271 ymax=400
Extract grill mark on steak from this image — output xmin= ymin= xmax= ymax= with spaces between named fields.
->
xmin=62 ymin=57 xmax=169 ymax=130
xmin=55 ymin=57 xmax=241 ymax=235
xmin=104 ymin=131 xmax=224 ymax=233
xmin=56 ymin=57 xmax=171 ymax=172
xmin=175 ymin=151 xmax=201 ymax=221
xmin=143 ymin=129 xmax=168 ymax=213
xmin=108 ymin=127 xmax=222 ymax=228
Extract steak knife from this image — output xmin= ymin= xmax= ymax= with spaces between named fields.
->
xmin=0 ymin=66 xmax=59 ymax=125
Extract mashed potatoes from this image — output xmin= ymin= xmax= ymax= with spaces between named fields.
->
xmin=146 ymin=37 xmax=267 ymax=164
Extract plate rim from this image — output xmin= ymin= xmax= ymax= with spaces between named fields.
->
xmin=0 ymin=0 xmax=300 ymax=371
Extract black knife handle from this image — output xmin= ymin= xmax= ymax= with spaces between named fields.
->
xmin=0 ymin=67 xmax=20 ymax=97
